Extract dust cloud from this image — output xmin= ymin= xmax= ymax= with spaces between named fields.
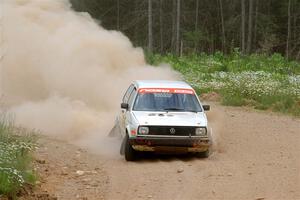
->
xmin=0 ymin=0 xmax=223 ymax=157
xmin=0 ymin=0 xmax=178 ymax=155
xmin=204 ymin=102 xmax=225 ymax=154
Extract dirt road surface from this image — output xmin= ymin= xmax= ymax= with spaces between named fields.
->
xmin=33 ymin=103 xmax=300 ymax=200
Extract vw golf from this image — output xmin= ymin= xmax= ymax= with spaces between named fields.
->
xmin=114 ymin=80 xmax=212 ymax=161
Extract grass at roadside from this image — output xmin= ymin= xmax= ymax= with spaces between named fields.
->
xmin=0 ymin=112 xmax=37 ymax=199
xmin=147 ymin=51 xmax=300 ymax=116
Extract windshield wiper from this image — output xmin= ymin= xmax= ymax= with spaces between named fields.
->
xmin=164 ymin=107 xmax=184 ymax=111
xmin=185 ymin=110 xmax=199 ymax=113
xmin=164 ymin=108 xmax=200 ymax=113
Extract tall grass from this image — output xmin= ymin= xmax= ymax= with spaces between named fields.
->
xmin=0 ymin=112 xmax=37 ymax=199
xmin=147 ymin=51 xmax=300 ymax=116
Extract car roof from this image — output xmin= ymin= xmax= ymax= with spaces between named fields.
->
xmin=133 ymin=80 xmax=193 ymax=90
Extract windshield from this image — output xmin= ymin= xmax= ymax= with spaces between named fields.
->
xmin=133 ymin=92 xmax=202 ymax=112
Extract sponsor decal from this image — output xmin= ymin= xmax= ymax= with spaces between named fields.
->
xmin=139 ymin=88 xmax=194 ymax=94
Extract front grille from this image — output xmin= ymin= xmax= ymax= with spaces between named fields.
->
xmin=148 ymin=126 xmax=196 ymax=136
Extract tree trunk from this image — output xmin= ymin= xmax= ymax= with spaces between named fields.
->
xmin=219 ymin=0 xmax=226 ymax=52
xmin=292 ymin=8 xmax=297 ymax=57
xmin=253 ymin=0 xmax=258 ymax=50
xmin=195 ymin=0 xmax=199 ymax=31
xmin=176 ymin=0 xmax=181 ymax=55
xmin=247 ymin=0 xmax=254 ymax=54
xmin=148 ymin=0 xmax=153 ymax=53
xmin=286 ymin=0 xmax=291 ymax=60
xmin=241 ymin=0 xmax=246 ymax=54
xmin=133 ymin=0 xmax=139 ymax=44
xmin=194 ymin=0 xmax=199 ymax=51
xmin=180 ymin=40 xmax=183 ymax=56
xmin=171 ymin=0 xmax=177 ymax=53
xmin=159 ymin=0 xmax=164 ymax=53
xmin=267 ymin=0 xmax=271 ymax=16
xmin=293 ymin=11 xmax=296 ymax=42
xmin=116 ymin=0 xmax=120 ymax=30
xmin=210 ymin=33 xmax=215 ymax=53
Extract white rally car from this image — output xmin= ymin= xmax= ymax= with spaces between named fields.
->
xmin=113 ymin=80 xmax=212 ymax=161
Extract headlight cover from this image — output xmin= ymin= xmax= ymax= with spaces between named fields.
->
xmin=138 ymin=126 xmax=149 ymax=135
xmin=195 ymin=127 xmax=207 ymax=136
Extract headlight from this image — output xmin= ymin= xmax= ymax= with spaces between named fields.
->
xmin=195 ymin=127 xmax=207 ymax=136
xmin=138 ymin=126 xmax=149 ymax=135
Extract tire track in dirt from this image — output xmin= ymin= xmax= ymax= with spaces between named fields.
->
xmin=102 ymin=103 xmax=300 ymax=200
xmin=32 ymin=103 xmax=300 ymax=200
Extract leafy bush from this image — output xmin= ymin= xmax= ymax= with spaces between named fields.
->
xmin=0 ymin=112 xmax=37 ymax=199
xmin=147 ymin=52 xmax=300 ymax=116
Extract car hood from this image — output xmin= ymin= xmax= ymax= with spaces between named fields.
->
xmin=132 ymin=111 xmax=207 ymax=127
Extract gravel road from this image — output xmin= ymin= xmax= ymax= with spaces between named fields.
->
xmin=33 ymin=103 xmax=300 ymax=200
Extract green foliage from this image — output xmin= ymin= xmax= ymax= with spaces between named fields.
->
xmin=221 ymin=92 xmax=245 ymax=107
xmin=147 ymin=52 xmax=300 ymax=116
xmin=183 ymin=30 xmax=210 ymax=45
xmin=71 ymin=0 xmax=300 ymax=60
xmin=0 ymin=113 xmax=37 ymax=199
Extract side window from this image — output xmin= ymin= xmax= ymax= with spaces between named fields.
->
xmin=122 ymin=84 xmax=134 ymax=103
xmin=127 ymin=88 xmax=137 ymax=107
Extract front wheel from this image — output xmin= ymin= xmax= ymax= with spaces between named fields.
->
xmin=124 ymin=134 xmax=136 ymax=161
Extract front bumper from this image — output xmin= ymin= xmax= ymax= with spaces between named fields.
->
xmin=129 ymin=135 xmax=211 ymax=153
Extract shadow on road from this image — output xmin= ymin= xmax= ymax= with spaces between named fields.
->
xmin=133 ymin=152 xmax=209 ymax=163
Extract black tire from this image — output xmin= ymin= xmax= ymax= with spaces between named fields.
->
xmin=197 ymin=149 xmax=210 ymax=158
xmin=124 ymin=134 xmax=136 ymax=161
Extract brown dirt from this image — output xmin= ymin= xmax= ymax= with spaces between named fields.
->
xmin=27 ymin=103 xmax=300 ymax=200
xmin=28 ymin=137 xmax=108 ymax=200
xmin=200 ymin=92 xmax=221 ymax=102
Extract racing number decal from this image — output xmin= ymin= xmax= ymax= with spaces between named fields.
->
xmin=138 ymin=88 xmax=194 ymax=94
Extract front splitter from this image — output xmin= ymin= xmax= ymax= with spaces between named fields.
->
xmin=132 ymin=145 xmax=209 ymax=153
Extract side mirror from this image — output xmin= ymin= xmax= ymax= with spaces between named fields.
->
xmin=202 ymin=105 xmax=210 ymax=111
xmin=121 ymin=103 xmax=129 ymax=110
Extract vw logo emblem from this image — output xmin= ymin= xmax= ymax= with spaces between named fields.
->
xmin=170 ymin=128 xmax=176 ymax=134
